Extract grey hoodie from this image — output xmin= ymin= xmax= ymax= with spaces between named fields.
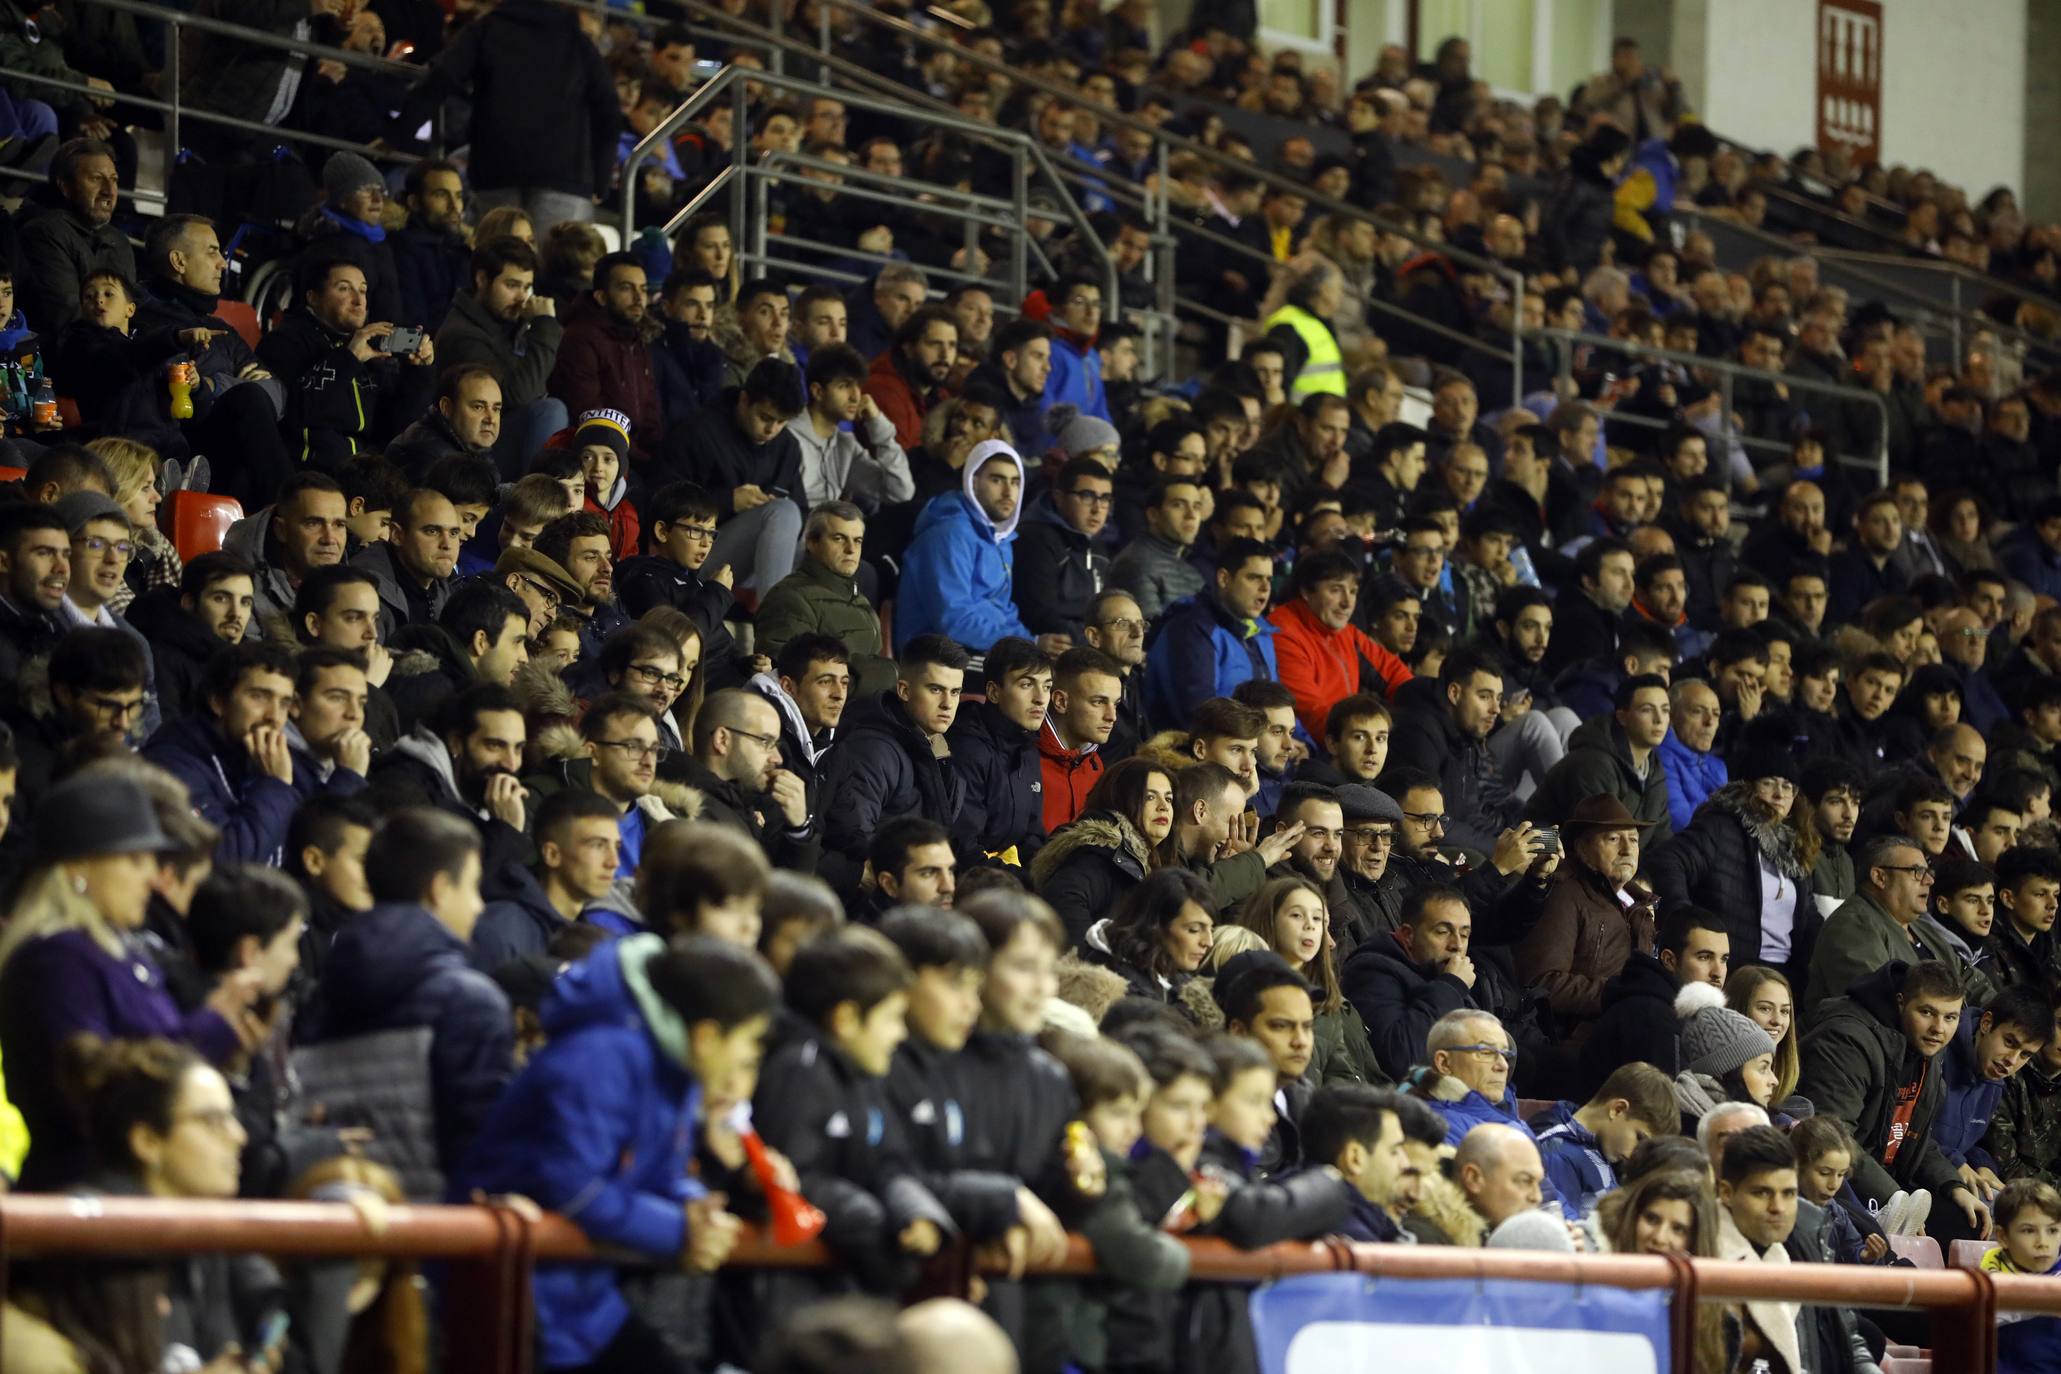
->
xmin=790 ymin=406 xmax=915 ymax=511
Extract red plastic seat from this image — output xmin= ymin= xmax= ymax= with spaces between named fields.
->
xmin=1887 ymin=1234 xmax=1942 ymax=1268
xmin=0 ymin=466 xmax=24 ymax=483
xmin=214 ymin=300 xmax=262 ymax=351
xmin=160 ymin=490 xmax=245 ymax=560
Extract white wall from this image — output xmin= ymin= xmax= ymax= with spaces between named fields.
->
xmin=1676 ymin=0 xmax=2025 ymax=195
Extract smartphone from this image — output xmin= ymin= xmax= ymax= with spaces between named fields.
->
xmin=378 ymin=326 xmax=425 ymax=356
xmin=1532 ymin=826 xmax=1561 ymax=853
xmin=767 ymin=485 xmax=791 ymax=500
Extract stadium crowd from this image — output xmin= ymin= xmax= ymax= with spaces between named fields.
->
xmin=8 ymin=1 xmax=2061 ymax=1372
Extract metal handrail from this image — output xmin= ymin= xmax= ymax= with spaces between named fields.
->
xmin=622 ymin=62 xmax=1112 ymax=317
xmin=1528 ymin=324 xmax=1892 ymax=486
xmin=83 ymin=0 xmax=418 ymax=75
xmin=0 ymin=1195 xmax=2025 ymax=1372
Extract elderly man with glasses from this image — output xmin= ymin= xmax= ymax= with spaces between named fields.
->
xmin=1802 ymin=834 xmax=1983 ymax=1020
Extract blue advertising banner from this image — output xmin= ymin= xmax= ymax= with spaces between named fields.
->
xmin=1250 ymin=1272 xmax=1672 ymax=1373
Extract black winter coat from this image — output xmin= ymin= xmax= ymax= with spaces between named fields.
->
xmin=661 ymin=752 xmax=821 ymax=874
xmin=1341 ymin=928 xmax=1492 ymax=1082
xmin=1576 ymin=951 xmax=1679 ymax=1098
xmin=1799 ymin=961 xmax=1964 ymax=1205
xmin=363 ymin=730 xmax=532 ymax=881
xmin=126 ymin=586 xmax=228 ymax=721
xmin=1646 ymin=782 xmax=1818 ymax=968
xmin=815 ymin=692 xmax=965 ymax=889
xmin=300 ymin=901 xmax=514 ymax=1172
xmin=389 ymin=219 xmax=470 ymax=334
xmin=1028 ymin=810 xmax=1152 ymax=949
xmin=666 ymin=386 xmax=806 ymax=520
xmin=945 ymin=701 xmax=1046 ymax=862
xmin=1011 ymin=502 xmax=1110 ymax=640
xmin=394 ymin=0 xmax=619 ymax=198
xmin=1384 ymin=701 xmax=1519 ymax=853
xmin=257 ymin=307 xmax=434 ymax=475
xmin=616 ymin=554 xmax=751 ymax=690
xmin=1542 ymin=583 xmax=1622 ymax=676
xmin=883 ymin=1037 xmax=1024 ymax=1243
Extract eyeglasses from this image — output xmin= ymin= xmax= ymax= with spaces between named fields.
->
xmin=76 ymin=535 xmax=134 ymax=559
xmin=81 ymin=692 xmax=146 ymax=721
xmin=1401 ymin=810 xmax=1450 ymax=828
xmin=1347 ymin=828 xmax=1396 ymax=847
xmin=1068 ymin=490 xmax=1116 ymax=506
xmin=1876 ymin=864 xmax=1935 ymax=879
xmin=1065 ymin=295 xmax=1104 ymax=310
xmin=726 ymin=726 xmax=779 ymax=749
xmin=1096 ymin=617 xmax=1146 ymax=635
xmin=1447 ymin=1043 xmax=1518 ymax=1065
xmin=593 ymin=738 xmax=670 ymax=763
xmin=626 ymin=662 xmax=688 ymax=693
xmin=1953 ymin=628 xmax=1991 ymax=640
xmin=671 ymin=522 xmax=719 ymax=543
xmin=518 ymin=578 xmax=562 ymax=611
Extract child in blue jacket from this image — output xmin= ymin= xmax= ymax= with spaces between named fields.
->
xmin=456 ymin=935 xmax=779 ymax=1372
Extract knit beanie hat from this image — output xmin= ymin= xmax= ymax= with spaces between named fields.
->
xmin=1676 ymin=981 xmax=1776 ymax=1077
xmin=572 ymin=408 xmax=632 ymax=464
xmin=1727 ymin=745 xmax=1802 ymax=788
xmin=323 ymin=151 xmax=385 ymax=208
xmin=1047 ymin=403 xmax=1121 ymax=456
xmin=1486 ymin=1209 xmax=1576 ymax=1253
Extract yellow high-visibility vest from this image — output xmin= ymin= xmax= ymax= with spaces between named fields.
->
xmin=1265 ymin=304 xmax=1345 ymax=398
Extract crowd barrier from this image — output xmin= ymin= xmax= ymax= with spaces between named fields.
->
xmin=6 ymin=1197 xmax=2061 ymax=1373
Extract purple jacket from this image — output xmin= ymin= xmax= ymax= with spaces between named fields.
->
xmin=0 ymin=929 xmax=239 ymax=1189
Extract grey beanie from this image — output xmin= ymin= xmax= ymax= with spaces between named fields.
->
xmin=323 ymin=151 xmax=385 ymax=207
xmin=1676 ymin=981 xmax=1776 ymax=1077
xmin=1047 ymin=403 xmax=1121 ymax=456
xmin=53 ymin=489 xmax=127 ymax=535
xmin=1486 ymin=1209 xmax=1576 ymax=1252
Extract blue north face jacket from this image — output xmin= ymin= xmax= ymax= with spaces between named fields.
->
xmin=1529 ymin=1099 xmax=1614 ymax=1221
xmin=455 ymin=936 xmax=707 ymax=1369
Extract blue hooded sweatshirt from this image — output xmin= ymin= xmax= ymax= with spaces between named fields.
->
xmin=893 ymin=439 xmax=1034 ymax=652
xmin=456 ymin=935 xmax=708 ymax=1369
xmin=1530 ymin=1100 xmax=1614 ymax=1221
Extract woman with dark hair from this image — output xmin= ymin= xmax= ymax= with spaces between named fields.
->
xmin=1647 ymin=747 xmax=1819 ymax=975
xmin=1931 ymin=489 xmax=1998 ymax=576
xmin=1029 ymin=757 xmax=1177 ymax=948
xmin=1085 ymin=867 xmax=1216 ymax=1006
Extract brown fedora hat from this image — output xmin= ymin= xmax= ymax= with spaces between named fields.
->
xmin=1561 ymin=794 xmax=1659 ymax=830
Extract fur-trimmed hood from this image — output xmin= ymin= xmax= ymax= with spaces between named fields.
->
xmin=1054 ymin=954 xmax=1129 ymax=1025
xmin=1134 ymin=728 xmax=1198 ymax=777
xmin=1703 ymin=781 xmax=1812 ymax=879
xmin=1408 ymin=1171 xmax=1485 ymax=1247
xmin=1178 ymin=977 xmax=1224 ymax=1032
xmin=512 ymin=660 xmax=578 ymax=725
xmin=1028 ymin=809 xmax=1153 ymax=890
xmin=526 ymin=722 xmax=705 ymax=820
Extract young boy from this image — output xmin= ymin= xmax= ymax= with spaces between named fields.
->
xmin=1984 ymin=1178 xmax=2061 ymax=1372
xmin=1043 ymin=1030 xmax=1192 ymax=1374
xmin=1529 ymin=1061 xmax=1678 ymax=1221
xmin=458 ymin=935 xmax=779 ymax=1373
xmin=752 ymin=924 xmax=951 ymax=1293
xmin=756 ymin=871 xmax=843 ymax=976
xmin=569 ymin=408 xmax=641 ymax=561
xmin=1184 ymin=1035 xmax=1353 ymax=1374
xmin=879 ymin=907 xmax=1066 ymax=1261
xmin=56 ymin=269 xmax=213 ymax=452
xmin=616 ymin=480 xmax=753 ymax=690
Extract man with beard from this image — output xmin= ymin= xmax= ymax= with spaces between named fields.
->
xmin=1828 ymin=491 xmax=1912 ymax=627
xmin=549 ymin=252 xmax=663 ymax=465
xmin=1624 ymin=554 xmax=1704 ymax=662
xmin=1802 ymin=758 xmax=1864 ymax=908
xmin=366 ymin=681 xmax=532 ymax=878
xmin=436 ymin=235 xmax=565 ymax=471
xmin=866 ymin=305 xmax=960 ymax=450
xmin=1780 ymin=557 xmax=1832 ymax=641
xmin=351 ymin=489 xmax=461 ymax=638
xmin=387 ymin=366 xmax=504 ymax=481
xmin=258 ymin=254 xmax=439 ymax=476
xmin=536 ymin=512 xmax=626 ymax=659
xmin=134 ymin=213 xmax=294 ymax=506
xmin=897 ymin=443 xmax=1052 ymax=656
xmin=1082 ymin=590 xmax=1151 ymax=762
xmin=966 ymin=316 xmax=1054 ymax=458
xmin=391 ymin=159 xmax=472 ymax=333
xmin=124 ymin=551 xmax=256 ymax=721
xmin=1741 ymin=480 xmax=1834 ymax=585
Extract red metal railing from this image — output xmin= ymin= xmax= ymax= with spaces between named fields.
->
xmin=3 ymin=1197 xmax=2056 ymax=1373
